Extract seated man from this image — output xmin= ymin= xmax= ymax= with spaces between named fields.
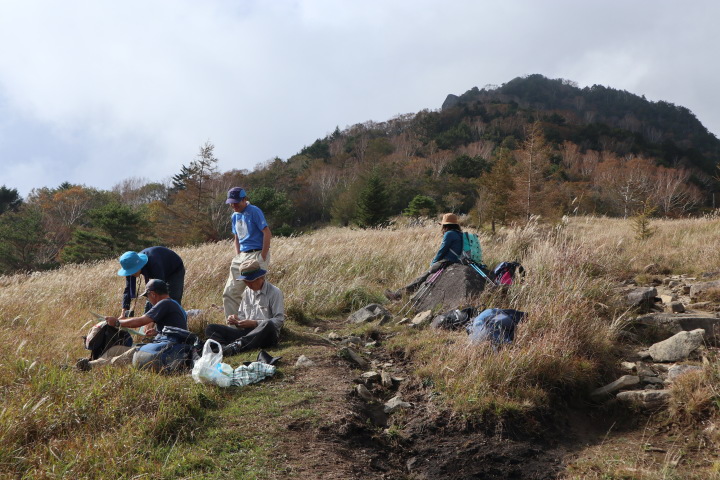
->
xmin=77 ymin=279 xmax=187 ymax=370
xmin=205 ymin=259 xmax=284 ymax=356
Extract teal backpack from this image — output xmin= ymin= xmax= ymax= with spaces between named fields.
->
xmin=461 ymin=232 xmax=483 ymax=264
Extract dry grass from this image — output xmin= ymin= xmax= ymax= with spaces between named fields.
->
xmin=2 ymin=215 xmax=720 ymax=477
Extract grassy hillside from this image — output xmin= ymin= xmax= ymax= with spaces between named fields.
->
xmin=2 ymin=216 xmax=720 ymax=478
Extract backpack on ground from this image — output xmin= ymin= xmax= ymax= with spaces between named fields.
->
xmin=492 ymin=261 xmax=525 ymax=285
xmin=432 ymin=306 xmax=479 ymax=331
xmin=84 ymin=322 xmax=133 ymax=360
xmin=467 ymin=308 xmax=527 ymax=344
xmin=461 ymin=232 xmax=483 ymax=264
xmin=132 ymin=326 xmax=199 ymax=374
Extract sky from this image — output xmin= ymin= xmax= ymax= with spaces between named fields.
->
xmin=0 ymin=0 xmax=718 ymax=197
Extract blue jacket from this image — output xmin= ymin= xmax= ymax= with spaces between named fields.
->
xmin=431 ymin=230 xmax=463 ymax=265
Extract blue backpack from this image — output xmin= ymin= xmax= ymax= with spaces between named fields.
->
xmin=467 ymin=309 xmax=526 ymax=344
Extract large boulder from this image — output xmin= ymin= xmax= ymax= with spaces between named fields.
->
xmin=626 ymin=287 xmax=658 ymax=312
xmin=690 ymin=280 xmax=720 ymax=301
xmin=631 ymin=313 xmax=720 ymax=344
xmin=411 ymin=263 xmax=486 ymax=313
xmin=648 ymin=329 xmax=705 ymax=362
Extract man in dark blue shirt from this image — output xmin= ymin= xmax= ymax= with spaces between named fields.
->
xmin=117 ymin=246 xmax=185 ymax=317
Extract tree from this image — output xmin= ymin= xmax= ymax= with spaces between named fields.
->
xmin=60 ymin=203 xmax=151 ymax=263
xmin=516 ymin=121 xmax=551 ymax=221
xmin=404 ymin=195 xmax=437 ymax=217
xmin=0 ymin=186 xmax=22 ymax=215
xmin=250 ymin=186 xmax=294 ymax=231
xmin=478 ymin=148 xmax=516 ymax=232
xmin=0 ymin=205 xmax=49 ymax=273
xmin=355 ymin=172 xmax=390 ymax=228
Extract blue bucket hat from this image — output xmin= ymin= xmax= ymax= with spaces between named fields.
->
xmin=117 ymin=251 xmax=149 ymax=276
xmin=226 ymin=187 xmax=247 ymax=204
xmin=236 ymin=259 xmax=267 ymax=281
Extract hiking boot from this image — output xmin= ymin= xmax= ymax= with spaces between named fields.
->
xmin=384 ymin=289 xmax=401 ymax=301
xmin=222 ymin=342 xmax=242 ymax=357
xmin=75 ymin=358 xmax=91 ymax=372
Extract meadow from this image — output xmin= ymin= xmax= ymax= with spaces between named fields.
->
xmin=1 ymin=215 xmax=720 ymax=478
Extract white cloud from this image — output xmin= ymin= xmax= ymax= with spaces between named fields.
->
xmin=0 ymin=0 xmax=718 ymax=196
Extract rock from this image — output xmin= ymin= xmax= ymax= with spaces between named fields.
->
xmin=397 ymin=317 xmax=409 ymax=325
xmin=384 ymin=396 xmax=412 ymax=414
xmin=620 ymin=361 xmax=636 ymax=372
xmin=365 ymin=341 xmax=378 ymax=348
xmin=687 ymin=301 xmax=711 ymax=310
xmin=660 ymin=294 xmax=676 ymax=304
xmin=683 ymin=285 xmax=692 ymax=295
xmin=591 ymin=375 xmax=640 ymax=397
xmin=631 ymin=313 xmax=720 ymax=344
xmin=648 ymin=329 xmax=705 ymax=362
xmin=295 ymin=355 xmax=315 ymax=368
xmin=381 ymin=370 xmax=393 ymax=388
xmin=667 ymin=364 xmax=703 ymax=382
xmin=690 ymin=280 xmax=720 ymax=301
xmin=641 ymin=376 xmax=664 ymax=385
xmin=340 ymin=336 xmax=363 ymax=346
xmin=347 ymin=303 xmax=392 ymax=324
xmin=635 ymin=362 xmax=657 ymax=377
xmin=411 ymin=310 xmax=433 ymax=327
xmin=328 ymin=332 xmax=341 ymax=341
xmin=638 ymin=350 xmax=652 ymax=360
xmin=360 ymin=371 xmax=381 ymax=384
xmin=668 ymin=280 xmax=681 ymax=288
xmin=627 ymin=287 xmax=658 ymax=312
xmin=670 ymin=302 xmax=685 ymax=313
xmin=356 ymin=384 xmax=373 ymax=402
xmin=314 ymin=327 xmax=322 ymax=333
xmin=616 ymin=389 xmax=671 ymax=408
xmin=643 ymin=263 xmax=660 ymax=274
xmin=411 ymin=263 xmax=487 ymax=313
xmin=339 ymin=347 xmax=369 ymax=369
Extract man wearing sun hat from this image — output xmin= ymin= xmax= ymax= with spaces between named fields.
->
xmin=222 ymin=187 xmax=272 ymax=318
xmin=117 ymin=246 xmax=185 ymax=317
xmin=206 ymin=258 xmax=284 ymax=356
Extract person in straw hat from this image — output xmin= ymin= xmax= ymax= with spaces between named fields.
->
xmin=385 ymin=213 xmax=463 ymax=300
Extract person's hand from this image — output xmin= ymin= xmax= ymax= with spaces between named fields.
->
xmin=235 ymin=319 xmax=259 ymax=329
xmin=104 ymin=316 xmax=120 ymax=327
xmin=227 ymin=314 xmax=239 ymax=326
xmin=144 ymin=327 xmax=158 ymax=336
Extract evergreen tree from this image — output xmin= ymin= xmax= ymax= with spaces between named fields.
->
xmin=0 ymin=186 xmax=22 ymax=215
xmin=404 ymin=195 xmax=437 ymax=217
xmin=355 ymin=172 xmax=390 ymax=228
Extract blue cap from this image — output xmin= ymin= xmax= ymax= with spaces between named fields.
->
xmin=117 ymin=251 xmax=149 ymax=276
xmin=226 ymin=187 xmax=247 ymax=204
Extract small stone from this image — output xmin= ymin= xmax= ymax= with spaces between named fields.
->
xmin=339 ymin=347 xmax=369 ymax=369
xmin=391 ymin=376 xmax=405 ymax=383
xmin=411 ymin=310 xmax=433 ymax=327
xmin=641 ymin=376 xmax=664 ymax=385
xmin=668 ymin=280 xmax=681 ymax=288
xmin=381 ymin=370 xmax=393 ymax=388
xmin=328 ymin=332 xmax=341 ymax=341
xmin=340 ymin=336 xmax=363 ymax=346
xmin=384 ymin=396 xmax=412 ymax=413
xmin=660 ymin=294 xmax=675 ymax=304
xmin=620 ymin=362 xmax=636 ymax=372
xmin=314 ymin=327 xmax=322 ymax=333
xmin=591 ymin=375 xmax=640 ymax=397
xmin=360 ymin=371 xmax=381 ymax=384
xmin=365 ymin=341 xmax=378 ymax=348
xmin=295 ymin=355 xmax=315 ymax=368
xmin=670 ymin=302 xmax=685 ymax=313
xmin=616 ymin=389 xmax=671 ymax=408
xmin=397 ymin=317 xmax=409 ymax=325
xmin=356 ymin=384 xmax=373 ymax=402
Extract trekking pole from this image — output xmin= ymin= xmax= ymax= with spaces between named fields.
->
xmin=469 ymin=262 xmax=496 ymax=287
xmin=400 ymin=267 xmax=445 ymax=316
xmin=398 ymin=270 xmax=438 ymax=317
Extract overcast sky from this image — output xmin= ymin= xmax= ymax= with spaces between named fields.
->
xmin=0 ymin=0 xmax=718 ymax=197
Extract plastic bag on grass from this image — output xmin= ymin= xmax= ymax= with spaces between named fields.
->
xmin=191 ymin=340 xmax=233 ymax=387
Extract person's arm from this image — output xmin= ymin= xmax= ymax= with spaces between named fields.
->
xmin=261 ymin=226 xmax=271 ymax=261
xmin=431 ymin=232 xmax=452 ymax=264
xmin=121 ymin=276 xmax=135 ymax=316
xmin=105 ymin=314 xmax=153 ymax=329
xmin=233 ymin=234 xmax=241 ymax=255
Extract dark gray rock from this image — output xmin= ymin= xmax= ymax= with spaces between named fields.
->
xmin=616 ymin=389 xmax=671 ymax=409
xmin=631 ymin=312 xmax=720 ymax=344
xmin=648 ymin=329 xmax=705 ymax=362
xmin=411 ymin=263 xmax=486 ymax=313
xmin=627 ymin=287 xmax=658 ymax=312
xmin=347 ymin=303 xmax=392 ymax=324
xmin=670 ymin=301 xmax=686 ymax=313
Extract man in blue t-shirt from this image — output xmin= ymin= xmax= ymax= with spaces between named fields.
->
xmin=78 ymin=279 xmax=187 ymax=370
xmin=222 ymin=187 xmax=272 ymax=317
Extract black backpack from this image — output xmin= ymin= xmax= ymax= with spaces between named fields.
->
xmin=84 ymin=323 xmax=133 ymax=360
xmin=433 ymin=307 xmax=479 ymax=331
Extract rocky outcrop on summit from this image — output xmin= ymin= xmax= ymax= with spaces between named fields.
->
xmin=411 ymin=263 xmax=486 ymax=313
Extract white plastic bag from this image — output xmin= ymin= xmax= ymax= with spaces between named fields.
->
xmin=191 ymin=340 xmax=233 ymax=387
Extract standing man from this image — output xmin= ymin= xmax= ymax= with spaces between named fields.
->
xmin=222 ymin=187 xmax=272 ymax=317
xmin=118 ymin=246 xmax=185 ymax=316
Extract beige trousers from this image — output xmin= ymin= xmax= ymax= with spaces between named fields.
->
xmin=222 ymin=250 xmax=270 ymax=317
xmin=88 ymin=345 xmax=138 ymax=369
